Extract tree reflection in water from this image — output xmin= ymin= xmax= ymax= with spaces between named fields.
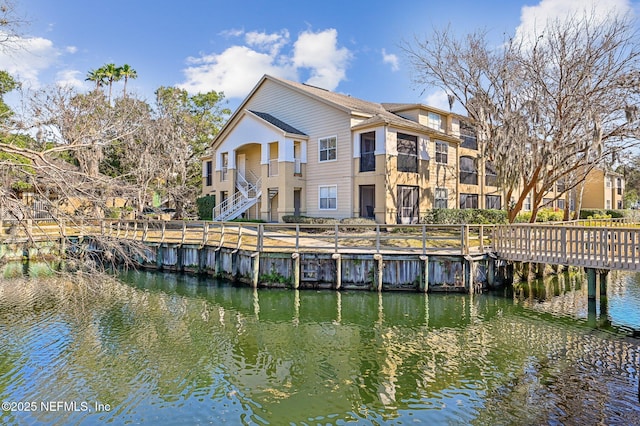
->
xmin=0 ymin=267 xmax=639 ymax=425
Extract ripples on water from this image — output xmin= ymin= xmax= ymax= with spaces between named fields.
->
xmin=0 ymin=268 xmax=639 ymax=425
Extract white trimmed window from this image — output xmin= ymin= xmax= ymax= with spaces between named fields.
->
xmin=434 ymin=188 xmax=448 ymax=209
xmin=221 ymin=153 xmax=229 ymax=181
xmin=427 ymin=112 xmax=442 ymax=130
xmin=435 ymin=141 xmax=448 ymax=164
xmin=319 ymin=185 xmax=337 ymax=210
xmin=319 ymin=136 xmax=337 ymax=162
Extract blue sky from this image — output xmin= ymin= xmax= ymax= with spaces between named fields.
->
xmin=2 ymin=0 xmax=638 ymax=111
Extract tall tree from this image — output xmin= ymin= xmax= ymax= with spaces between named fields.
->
xmin=101 ymin=63 xmax=121 ymax=104
xmin=403 ymin=12 xmax=640 ymax=222
xmin=85 ymin=68 xmax=106 ymax=91
xmin=153 ymin=87 xmax=230 ymax=218
xmin=119 ymin=64 xmax=137 ymax=98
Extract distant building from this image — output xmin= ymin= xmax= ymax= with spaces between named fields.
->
xmin=582 ymin=169 xmax=625 ymax=210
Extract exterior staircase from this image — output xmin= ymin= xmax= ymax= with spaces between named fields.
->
xmin=213 ymin=171 xmax=262 ymax=221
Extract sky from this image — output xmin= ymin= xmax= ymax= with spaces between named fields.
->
xmin=1 ymin=0 xmax=638 ymax=113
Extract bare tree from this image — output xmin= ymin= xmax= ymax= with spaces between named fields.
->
xmin=403 ymin=13 xmax=640 ymax=222
xmin=153 ymin=87 xmax=230 ymax=218
xmin=0 ymin=85 xmax=148 ymax=271
xmin=0 ymin=0 xmax=27 ymax=52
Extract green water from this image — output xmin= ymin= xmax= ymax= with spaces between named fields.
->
xmin=1 ymin=268 xmax=639 ymax=425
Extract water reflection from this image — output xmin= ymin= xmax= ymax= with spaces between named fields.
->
xmin=0 ymin=268 xmax=638 ymax=425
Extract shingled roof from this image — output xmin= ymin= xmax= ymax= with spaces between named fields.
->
xmin=249 ymin=110 xmax=307 ymax=136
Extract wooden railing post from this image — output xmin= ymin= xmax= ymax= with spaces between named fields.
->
xmin=257 ymin=223 xmax=264 ymax=252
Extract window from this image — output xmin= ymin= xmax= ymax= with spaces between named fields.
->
xmin=486 ymin=195 xmax=502 ymax=210
xmin=460 ymin=193 xmax=478 ymax=209
xmin=319 ymin=185 xmax=337 ymax=210
xmin=427 ymin=112 xmax=442 ymax=130
xmin=524 ymin=196 xmax=532 ymax=211
xmin=205 ymin=161 xmax=213 ymax=186
xmin=435 ymin=141 xmax=448 ymax=164
xmin=294 ymin=142 xmax=302 ymax=174
xmin=606 ymin=176 xmax=612 ymax=188
xmin=360 ymin=132 xmax=375 ymax=172
xmin=485 ymin=162 xmax=498 ymax=186
xmin=397 ymin=133 xmax=418 ymax=172
xmin=543 ymin=198 xmax=553 ymax=207
xmin=606 ymin=199 xmax=611 ymax=209
xmin=221 ymin=153 xmax=228 ymax=181
xmin=319 ymin=136 xmax=337 ymax=162
xmin=434 ymin=188 xmax=448 ymax=209
xmin=460 ymin=122 xmax=477 ymax=150
xmin=460 ymin=156 xmax=478 ymax=185
xmin=398 ymin=185 xmax=419 ymax=224
xmin=556 ymin=179 xmax=566 ymax=193
xmin=618 ymin=200 xmax=623 ymax=209
xmin=617 ymin=178 xmax=622 ymax=195
xmin=557 ymin=199 xmax=565 ymax=210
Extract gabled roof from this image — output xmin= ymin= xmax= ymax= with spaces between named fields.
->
xmin=268 ymin=75 xmax=388 ymax=117
xmin=211 ymin=75 xmax=462 ymax=149
xmin=248 ymin=110 xmax=307 ymax=136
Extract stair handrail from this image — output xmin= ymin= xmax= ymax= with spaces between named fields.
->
xmin=212 ymin=170 xmax=263 ymax=221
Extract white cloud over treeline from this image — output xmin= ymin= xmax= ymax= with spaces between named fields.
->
xmin=178 ymin=28 xmax=352 ymax=98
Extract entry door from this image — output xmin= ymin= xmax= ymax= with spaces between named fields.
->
xmin=359 ymin=185 xmax=375 ymax=218
xmin=398 ymin=186 xmax=419 ymax=224
xmin=294 ymin=189 xmax=301 ymax=216
xmin=237 ymin=153 xmax=246 ymax=179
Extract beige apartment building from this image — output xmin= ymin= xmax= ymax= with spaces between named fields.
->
xmin=202 ymin=75 xmax=624 ymax=223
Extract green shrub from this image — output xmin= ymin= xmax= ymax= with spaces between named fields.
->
xmin=421 ymin=209 xmax=507 ymax=225
xmin=535 ymin=207 xmax=564 ymax=222
xmin=339 ymin=217 xmax=377 ymax=232
xmin=282 ymin=215 xmax=338 ymax=225
xmin=229 ymin=218 xmax=265 ymax=223
xmin=196 ymin=195 xmax=216 ymax=221
xmin=514 ymin=211 xmax=533 ymax=223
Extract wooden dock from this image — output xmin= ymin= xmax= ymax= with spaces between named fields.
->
xmin=3 ymin=218 xmax=639 ymax=292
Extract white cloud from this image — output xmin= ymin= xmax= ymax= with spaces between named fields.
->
xmin=65 ymin=46 xmax=78 ymax=54
xmin=219 ymin=28 xmax=244 ymax=38
xmin=55 ymin=69 xmax=86 ymax=90
xmin=292 ymin=29 xmax=351 ymax=90
xmin=245 ymin=30 xmax=290 ymax=56
xmin=180 ymin=45 xmax=296 ymax=97
xmin=179 ymin=28 xmax=351 ymax=98
xmin=515 ymin=0 xmax=633 ymax=43
xmin=0 ymin=33 xmax=60 ymax=89
xmin=382 ymin=48 xmax=399 ymax=72
xmin=424 ymin=90 xmax=452 ymax=111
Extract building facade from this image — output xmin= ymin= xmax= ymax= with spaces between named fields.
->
xmin=202 ymin=75 xmax=624 ymax=223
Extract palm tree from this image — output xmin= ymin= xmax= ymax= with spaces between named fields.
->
xmin=102 ymin=63 xmax=121 ymax=104
xmin=85 ymin=68 xmax=106 ymax=91
xmin=119 ymin=64 xmax=137 ymax=98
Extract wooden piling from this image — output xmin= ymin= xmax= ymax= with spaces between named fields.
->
xmin=332 ymin=253 xmax=342 ymax=290
xmin=292 ymin=252 xmax=300 ymax=289
xmin=419 ymin=255 xmax=429 ymax=292
xmin=586 ymin=268 xmax=597 ymax=299
xmin=373 ymin=254 xmax=383 ymax=292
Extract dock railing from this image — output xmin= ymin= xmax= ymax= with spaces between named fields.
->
xmin=492 ymin=222 xmax=640 ymax=271
xmin=1 ymin=219 xmax=493 ymax=256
